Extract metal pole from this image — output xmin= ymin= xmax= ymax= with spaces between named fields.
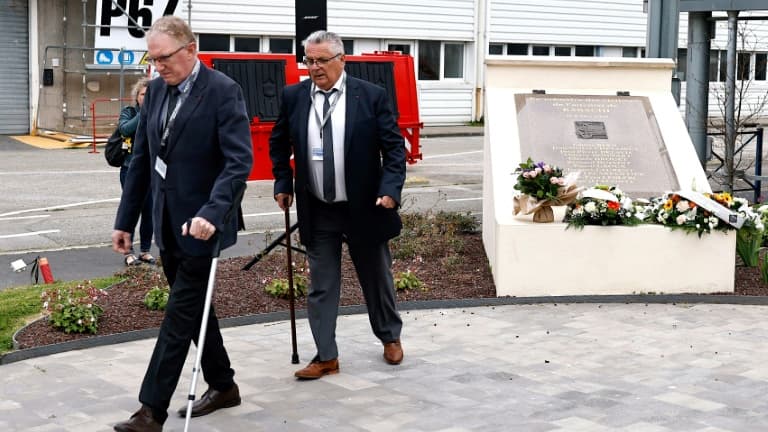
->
xmin=755 ymin=128 xmax=764 ymax=202
xmin=685 ymin=12 xmax=712 ymax=167
xmin=119 ymin=48 xmax=125 ymax=110
xmin=725 ymin=11 xmax=739 ymax=193
xmin=645 ymin=0 xmax=662 ymax=58
xmin=188 ymin=0 xmax=193 ymax=28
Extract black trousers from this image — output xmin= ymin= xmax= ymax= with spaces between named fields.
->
xmin=138 ymin=216 xmax=235 ymax=424
xmin=306 ymin=197 xmax=402 ymax=361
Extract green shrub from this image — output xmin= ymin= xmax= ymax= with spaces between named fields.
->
xmin=760 ymin=251 xmax=768 ymax=285
xmin=41 ymin=281 xmax=106 ymax=334
xmin=736 ymin=228 xmax=762 ymax=267
xmin=394 ymin=270 xmax=424 ymax=291
xmin=143 ymin=286 xmax=170 ymax=311
xmin=392 ymin=211 xmax=478 ymax=260
xmin=264 ymin=275 xmax=308 ymax=299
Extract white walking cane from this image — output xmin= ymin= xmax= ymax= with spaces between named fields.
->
xmin=183 ymin=181 xmax=246 ymax=432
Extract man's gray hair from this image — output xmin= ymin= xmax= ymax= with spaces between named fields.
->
xmin=302 ymin=30 xmax=345 ymax=55
xmin=148 ymin=15 xmax=195 ymax=46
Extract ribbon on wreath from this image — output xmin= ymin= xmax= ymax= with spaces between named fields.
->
xmin=513 ymin=184 xmax=582 ymax=223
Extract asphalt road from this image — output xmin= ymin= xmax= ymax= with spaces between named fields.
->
xmin=0 ymin=134 xmax=483 ymax=289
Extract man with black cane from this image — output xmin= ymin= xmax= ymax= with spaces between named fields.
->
xmin=270 ymin=30 xmax=406 ymax=380
xmin=111 ymin=15 xmax=252 ymax=431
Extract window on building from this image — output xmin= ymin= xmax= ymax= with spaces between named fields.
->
xmin=575 ymin=45 xmax=595 ymax=57
xmin=640 ymin=48 xmax=646 ymax=57
xmin=738 ymin=52 xmax=751 ymax=81
xmin=417 ymin=41 xmax=465 ymax=81
xmin=507 ymin=43 xmax=527 ymax=55
xmin=554 ymin=46 xmax=571 ymax=57
xmin=444 ymin=43 xmax=464 ymax=78
xmin=532 ymin=45 xmax=549 ymax=56
xmin=388 ymin=43 xmax=411 ymax=55
xmin=269 ymin=38 xmax=293 ymax=54
xmin=677 ymin=49 xmax=687 ymax=81
xmin=199 ymin=34 xmax=230 ymax=51
xmin=418 ymin=40 xmax=440 ymax=80
xmin=234 ymin=37 xmax=260 ymax=52
xmin=343 ymin=39 xmax=354 ymax=55
xmin=489 ymin=43 xmax=504 ymax=55
xmin=756 ymin=53 xmax=767 ymax=81
xmin=622 ymin=47 xmax=638 ymax=58
xmin=719 ymin=50 xmax=727 ymax=82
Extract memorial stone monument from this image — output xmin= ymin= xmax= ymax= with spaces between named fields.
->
xmin=483 ymin=57 xmax=735 ymax=297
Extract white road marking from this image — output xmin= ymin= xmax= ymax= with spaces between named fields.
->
xmin=0 ymin=215 xmax=50 ymax=221
xmin=0 ymin=170 xmax=115 ymax=176
xmin=446 ymin=197 xmax=482 ymax=202
xmin=243 ymin=211 xmax=297 ymax=218
xmin=0 ymin=229 xmax=60 ymax=239
xmin=422 ymin=150 xmax=482 ymax=160
xmin=0 ymin=198 xmax=120 ymax=217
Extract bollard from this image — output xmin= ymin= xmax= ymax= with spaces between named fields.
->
xmin=38 ymin=257 xmax=54 ymax=284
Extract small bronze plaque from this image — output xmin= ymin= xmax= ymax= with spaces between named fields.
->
xmin=574 ymin=121 xmax=607 ymax=139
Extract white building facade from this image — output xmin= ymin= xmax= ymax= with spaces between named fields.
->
xmin=7 ymin=0 xmax=768 ymax=134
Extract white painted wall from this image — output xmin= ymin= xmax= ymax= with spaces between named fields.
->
xmin=187 ymin=0 xmax=477 ymax=125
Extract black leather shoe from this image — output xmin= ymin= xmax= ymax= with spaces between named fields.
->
xmin=177 ymin=383 xmax=241 ymax=418
xmin=114 ymin=405 xmax=162 ymax=432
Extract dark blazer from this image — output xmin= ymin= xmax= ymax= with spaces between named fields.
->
xmin=115 ymin=63 xmax=253 ymax=256
xmin=270 ymin=75 xmax=406 ymax=246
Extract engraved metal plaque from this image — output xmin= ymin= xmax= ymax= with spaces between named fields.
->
xmin=574 ymin=121 xmax=607 ymax=139
xmin=515 ymin=94 xmax=679 ymax=198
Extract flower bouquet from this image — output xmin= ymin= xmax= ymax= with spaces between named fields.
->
xmin=513 ymin=157 xmax=580 ymax=223
xmin=648 ymin=191 xmax=762 ymax=238
xmin=564 ymin=185 xmax=643 ymax=229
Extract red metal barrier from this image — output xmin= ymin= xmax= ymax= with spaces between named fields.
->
xmin=199 ymin=50 xmax=423 ymax=180
xmin=90 ymin=98 xmax=133 ymax=154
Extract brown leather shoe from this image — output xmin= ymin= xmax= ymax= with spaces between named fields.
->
xmin=294 ymin=358 xmax=339 ymax=379
xmin=383 ymin=339 xmax=403 ymax=365
xmin=176 ymin=383 xmax=241 ymax=418
xmin=114 ymin=405 xmax=162 ymax=432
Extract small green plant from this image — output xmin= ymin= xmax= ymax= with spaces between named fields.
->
xmin=760 ymin=251 xmax=768 ymax=284
xmin=264 ymin=275 xmax=308 ymax=299
xmin=143 ymin=286 xmax=170 ymax=311
xmin=394 ymin=270 xmax=424 ymax=291
xmin=736 ymin=228 xmax=763 ymax=267
xmin=41 ymin=281 xmax=107 ymax=334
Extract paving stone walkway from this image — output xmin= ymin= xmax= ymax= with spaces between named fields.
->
xmin=2 ymin=303 xmax=768 ymax=431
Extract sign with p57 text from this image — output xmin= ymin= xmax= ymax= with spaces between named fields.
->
xmin=94 ymin=0 xmax=181 ymax=65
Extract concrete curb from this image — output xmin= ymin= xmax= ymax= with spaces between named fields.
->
xmin=2 ymin=294 xmax=767 ymax=365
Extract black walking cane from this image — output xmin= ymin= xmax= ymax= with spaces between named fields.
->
xmin=184 ymin=180 xmax=246 ymax=432
xmin=283 ymin=197 xmax=300 ymax=364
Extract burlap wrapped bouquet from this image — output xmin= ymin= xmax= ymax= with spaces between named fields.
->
xmin=512 ymin=158 xmax=580 ymax=223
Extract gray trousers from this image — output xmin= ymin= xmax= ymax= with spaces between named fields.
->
xmin=306 ymin=199 xmax=402 ymax=361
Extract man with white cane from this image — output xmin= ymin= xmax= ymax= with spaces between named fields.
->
xmin=111 ymin=15 xmax=252 ymax=431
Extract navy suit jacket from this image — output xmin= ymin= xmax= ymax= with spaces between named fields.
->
xmin=270 ymin=75 xmax=406 ymax=246
xmin=115 ymin=63 xmax=253 ymax=256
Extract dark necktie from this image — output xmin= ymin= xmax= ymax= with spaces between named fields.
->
xmin=165 ymin=85 xmax=180 ymax=126
xmin=322 ymin=89 xmax=337 ymax=202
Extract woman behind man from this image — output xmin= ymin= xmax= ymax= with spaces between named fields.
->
xmin=118 ymin=77 xmax=155 ymax=266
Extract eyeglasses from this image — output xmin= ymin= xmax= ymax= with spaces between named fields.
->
xmin=146 ymin=43 xmax=190 ymax=66
xmin=302 ymin=53 xmax=341 ymax=67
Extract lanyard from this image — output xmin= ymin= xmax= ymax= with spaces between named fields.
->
xmin=160 ymin=66 xmax=200 ymax=152
xmin=312 ymin=75 xmax=345 ymax=139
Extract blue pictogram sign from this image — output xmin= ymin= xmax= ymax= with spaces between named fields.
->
xmin=96 ymin=50 xmax=114 ymax=64
xmin=118 ymin=50 xmax=135 ymax=65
